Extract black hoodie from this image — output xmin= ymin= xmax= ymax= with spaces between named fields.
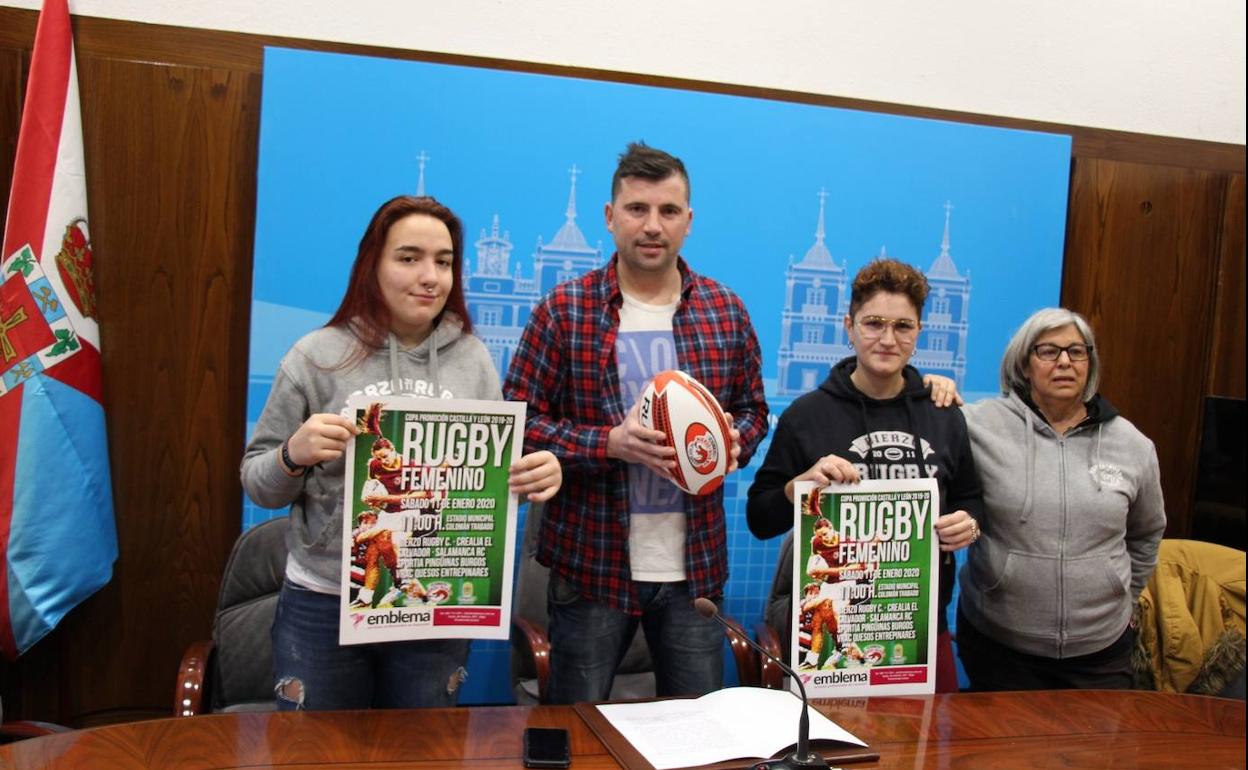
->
xmin=747 ymin=357 xmax=984 ymax=632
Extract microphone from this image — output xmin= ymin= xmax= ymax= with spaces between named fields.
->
xmin=693 ymin=597 xmax=830 ymax=770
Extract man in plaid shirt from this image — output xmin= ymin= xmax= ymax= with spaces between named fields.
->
xmin=504 ymin=143 xmax=769 ymax=703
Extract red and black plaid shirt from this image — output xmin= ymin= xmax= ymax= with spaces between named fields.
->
xmin=503 ymin=256 xmax=769 ymax=614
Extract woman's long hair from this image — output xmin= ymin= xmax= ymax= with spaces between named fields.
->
xmin=326 ymin=195 xmax=473 ymax=366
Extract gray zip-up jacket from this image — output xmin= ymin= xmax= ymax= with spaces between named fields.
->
xmin=240 ymin=313 xmax=501 ymax=592
xmin=958 ymin=391 xmax=1166 ymax=658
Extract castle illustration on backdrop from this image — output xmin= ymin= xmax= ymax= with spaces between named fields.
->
xmin=774 ymin=191 xmax=970 ymax=395
xmin=416 ymin=154 xmax=973 ymax=397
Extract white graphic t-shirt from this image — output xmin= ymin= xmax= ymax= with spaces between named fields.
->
xmin=617 ymin=292 xmax=685 ymax=581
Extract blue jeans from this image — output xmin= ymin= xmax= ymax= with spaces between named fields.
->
xmin=545 ymin=576 xmax=723 ymax=704
xmin=271 ymin=581 xmax=470 ymax=710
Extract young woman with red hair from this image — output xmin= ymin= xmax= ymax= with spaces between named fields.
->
xmin=242 ymin=195 xmax=561 ymax=710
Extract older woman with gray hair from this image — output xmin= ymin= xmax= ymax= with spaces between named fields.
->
xmin=956 ymin=307 xmax=1166 ymax=690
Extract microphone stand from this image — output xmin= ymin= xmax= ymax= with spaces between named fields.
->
xmin=693 ymin=598 xmax=830 ymax=770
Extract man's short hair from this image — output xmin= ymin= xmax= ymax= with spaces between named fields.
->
xmin=611 ymin=142 xmax=691 ymax=202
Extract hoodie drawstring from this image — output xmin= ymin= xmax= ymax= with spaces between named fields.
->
xmin=388 ymin=334 xmax=400 ymax=396
xmin=902 ymin=397 xmax=924 ymax=477
xmin=1020 ymin=406 xmax=1036 ymax=524
xmin=1091 ymin=423 xmax=1104 ymax=491
xmin=855 ymin=399 xmax=874 ymax=462
xmin=386 ymin=326 xmax=444 ymax=398
xmin=429 ymin=330 xmax=441 ymax=397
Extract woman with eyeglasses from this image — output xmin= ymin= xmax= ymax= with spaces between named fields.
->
xmin=746 ymin=258 xmax=982 ymax=692
xmin=956 ymin=307 xmax=1165 ymax=690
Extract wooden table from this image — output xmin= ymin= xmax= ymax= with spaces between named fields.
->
xmin=0 ymin=690 xmax=1241 ymax=769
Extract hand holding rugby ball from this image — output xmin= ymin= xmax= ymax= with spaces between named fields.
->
xmin=638 ymin=370 xmax=735 ymax=495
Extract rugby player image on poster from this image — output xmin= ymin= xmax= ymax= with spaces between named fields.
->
xmin=791 ymin=478 xmax=939 ymax=697
xmin=339 ymin=395 xmax=524 ymax=645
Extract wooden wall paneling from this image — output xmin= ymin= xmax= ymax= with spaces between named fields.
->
xmin=1207 ymin=173 xmax=1245 ymax=399
xmin=0 ymin=46 xmax=28 ymax=222
xmin=3 ymin=6 xmax=1246 ymax=174
xmin=2 ymin=49 xmax=259 ymax=722
xmin=1062 ymin=157 xmax=1228 ymax=538
xmin=1 ymin=8 xmax=260 ymax=73
xmin=63 ymin=55 xmax=259 ymax=722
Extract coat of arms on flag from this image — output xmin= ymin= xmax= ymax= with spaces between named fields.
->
xmin=1 ymin=243 xmax=85 ymax=398
xmin=53 ymin=217 xmax=96 ymax=320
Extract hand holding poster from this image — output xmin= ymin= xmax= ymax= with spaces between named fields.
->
xmin=339 ymin=395 xmax=523 ymax=645
xmin=792 ymin=478 xmax=939 ymax=696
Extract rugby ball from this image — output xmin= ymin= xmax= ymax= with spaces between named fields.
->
xmin=638 ymin=370 xmax=734 ymax=496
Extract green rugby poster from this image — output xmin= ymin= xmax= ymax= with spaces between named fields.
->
xmin=338 ymin=395 xmax=523 ymax=644
xmin=792 ymin=478 xmax=939 ymax=696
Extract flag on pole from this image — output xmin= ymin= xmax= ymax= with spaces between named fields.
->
xmin=1 ymin=0 xmax=116 ymax=659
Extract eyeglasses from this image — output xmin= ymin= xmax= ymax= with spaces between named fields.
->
xmin=855 ymin=315 xmax=919 ymax=341
xmin=1031 ymin=343 xmax=1092 ymax=362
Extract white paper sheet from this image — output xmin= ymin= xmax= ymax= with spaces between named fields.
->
xmin=595 ymin=686 xmax=866 ymax=770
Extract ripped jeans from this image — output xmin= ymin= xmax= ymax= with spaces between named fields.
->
xmin=271 ymin=580 xmax=470 ymax=710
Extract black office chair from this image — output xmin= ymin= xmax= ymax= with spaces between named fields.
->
xmin=510 ymin=502 xmax=757 ymax=703
xmin=174 ymin=516 xmax=289 ymax=715
xmin=755 ymin=531 xmax=794 ymax=689
xmin=0 ymin=720 xmax=72 ymax=744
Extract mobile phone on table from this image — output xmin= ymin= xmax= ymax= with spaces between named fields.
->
xmin=523 ymin=726 xmax=571 ymax=768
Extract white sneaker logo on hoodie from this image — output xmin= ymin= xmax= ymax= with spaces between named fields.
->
xmin=1089 ymin=463 xmax=1124 ymax=489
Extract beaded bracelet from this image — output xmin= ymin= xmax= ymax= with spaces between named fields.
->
xmin=279 ymin=442 xmax=306 ymax=476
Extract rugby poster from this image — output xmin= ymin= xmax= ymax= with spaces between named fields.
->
xmin=338 ymin=395 xmax=524 ymax=644
xmin=792 ymin=479 xmax=939 ymax=696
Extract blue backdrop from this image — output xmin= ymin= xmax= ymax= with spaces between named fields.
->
xmin=247 ymin=47 xmax=1071 ymax=702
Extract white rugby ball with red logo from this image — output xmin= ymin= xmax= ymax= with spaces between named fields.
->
xmin=638 ymin=370 xmax=734 ymax=496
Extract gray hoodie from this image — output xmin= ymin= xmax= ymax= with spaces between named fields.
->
xmin=240 ymin=313 xmax=501 ymax=592
xmin=958 ymin=391 xmax=1166 ymax=658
